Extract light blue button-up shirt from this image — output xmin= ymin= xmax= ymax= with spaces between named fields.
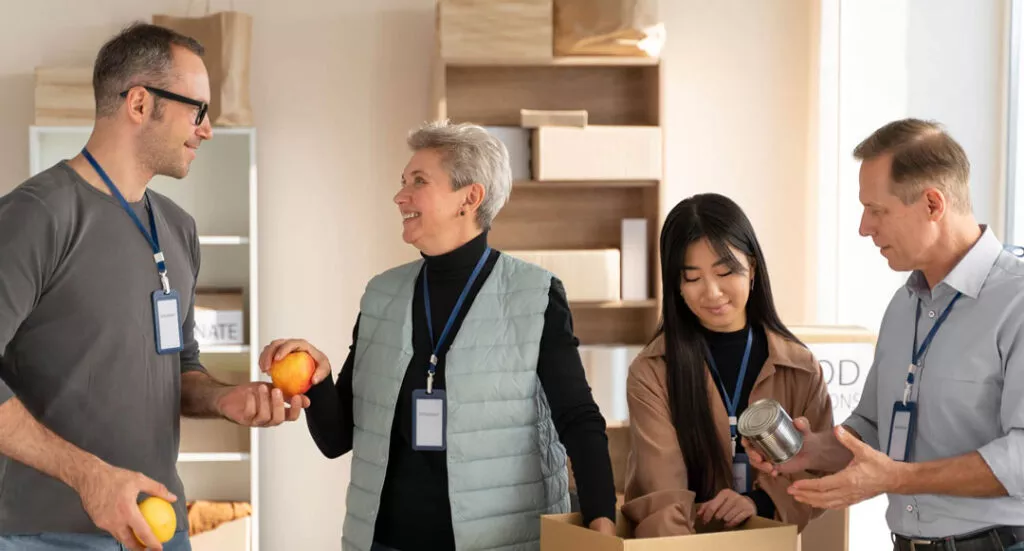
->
xmin=844 ymin=225 xmax=1024 ymax=538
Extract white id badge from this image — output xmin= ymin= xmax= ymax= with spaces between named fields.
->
xmin=152 ymin=290 xmax=183 ymax=355
xmin=412 ymin=389 xmax=446 ymax=451
xmin=732 ymin=453 xmax=751 ymax=493
xmin=886 ymin=401 xmax=917 ymax=462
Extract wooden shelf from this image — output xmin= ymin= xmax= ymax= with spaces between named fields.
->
xmin=435 ymin=32 xmax=664 ymax=347
xmin=444 ymin=56 xmax=660 ymax=67
xmin=444 ymin=64 xmax=660 ymax=126
xmin=178 ymin=452 xmax=251 ymax=463
xmin=199 ymin=235 xmax=250 ymax=246
xmin=571 ymin=299 xmax=658 ymax=309
xmin=513 ymin=180 xmax=658 ymax=190
xmin=202 ymin=345 xmax=250 ymax=354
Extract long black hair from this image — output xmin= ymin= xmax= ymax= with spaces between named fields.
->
xmin=654 ymin=193 xmax=802 ymax=502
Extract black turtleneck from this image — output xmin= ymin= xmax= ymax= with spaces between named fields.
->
xmin=702 ymin=323 xmax=775 ymax=519
xmin=305 ymin=232 xmax=616 ymax=550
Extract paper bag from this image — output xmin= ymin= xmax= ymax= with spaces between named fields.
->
xmin=152 ymin=9 xmax=253 ymax=126
xmin=553 ymin=0 xmax=665 ymax=57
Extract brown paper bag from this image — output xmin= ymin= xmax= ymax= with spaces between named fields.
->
xmin=553 ymin=0 xmax=665 ymax=57
xmin=153 ymin=6 xmax=253 ymax=126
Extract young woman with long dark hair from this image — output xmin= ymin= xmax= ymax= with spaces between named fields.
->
xmin=622 ymin=193 xmax=833 ymax=537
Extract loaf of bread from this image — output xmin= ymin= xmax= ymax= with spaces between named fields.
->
xmin=186 ymin=500 xmax=253 ymax=536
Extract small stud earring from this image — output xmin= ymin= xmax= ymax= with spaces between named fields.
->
xmin=459 ymin=209 xmax=465 ymax=216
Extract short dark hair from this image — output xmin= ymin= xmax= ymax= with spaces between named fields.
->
xmin=93 ymin=22 xmax=204 ymax=118
xmin=853 ymin=118 xmax=972 ymax=213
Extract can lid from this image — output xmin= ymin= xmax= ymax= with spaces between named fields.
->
xmin=738 ymin=398 xmax=781 ymax=437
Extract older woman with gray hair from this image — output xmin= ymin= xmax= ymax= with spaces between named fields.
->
xmin=260 ymin=120 xmax=617 ymax=550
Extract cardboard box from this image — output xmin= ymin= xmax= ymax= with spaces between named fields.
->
xmin=438 ymin=0 xmax=553 ymax=61
xmin=193 ymin=288 xmax=245 ymax=345
xmin=34 ymin=66 xmax=94 ymax=126
xmin=620 ymin=218 xmax=649 ymax=300
xmin=521 ymin=109 xmax=589 ymax=128
xmin=532 ymin=126 xmax=662 ymax=181
xmin=503 ymin=249 xmax=620 ymax=302
xmin=542 ymin=511 xmax=798 ymax=550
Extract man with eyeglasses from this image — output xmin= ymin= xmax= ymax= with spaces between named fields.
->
xmin=0 ymin=23 xmax=305 ymax=551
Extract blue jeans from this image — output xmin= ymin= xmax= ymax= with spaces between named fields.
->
xmin=0 ymin=530 xmax=191 ymax=550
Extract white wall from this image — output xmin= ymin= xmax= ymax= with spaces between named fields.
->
xmin=818 ymin=0 xmax=1008 ymax=332
xmin=659 ymin=0 xmax=819 ymax=326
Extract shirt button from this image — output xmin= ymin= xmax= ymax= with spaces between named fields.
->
xmin=928 ymin=310 xmax=936 ymax=319
xmin=906 ymin=505 xmax=914 ymax=512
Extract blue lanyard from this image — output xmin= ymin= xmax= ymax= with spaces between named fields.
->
xmin=422 ymin=247 xmax=491 ymax=393
xmin=903 ymin=291 xmax=963 ymax=403
xmin=81 ymin=148 xmax=170 ymax=294
xmin=704 ymin=327 xmax=753 ymax=438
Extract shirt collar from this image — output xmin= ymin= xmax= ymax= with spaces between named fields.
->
xmin=905 ymin=225 xmax=1002 ymax=300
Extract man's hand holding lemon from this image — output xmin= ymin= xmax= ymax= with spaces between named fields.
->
xmin=71 ymin=459 xmax=178 ymax=550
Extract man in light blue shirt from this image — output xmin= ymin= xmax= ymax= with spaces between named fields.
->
xmin=749 ymin=118 xmax=1024 ymax=551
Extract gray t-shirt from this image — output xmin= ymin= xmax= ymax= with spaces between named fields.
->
xmin=0 ymin=161 xmax=205 ymax=535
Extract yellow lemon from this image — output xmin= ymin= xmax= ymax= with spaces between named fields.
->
xmin=133 ymin=496 xmax=177 ymax=545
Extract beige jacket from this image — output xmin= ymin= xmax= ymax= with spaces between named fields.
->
xmin=622 ymin=330 xmax=834 ymax=537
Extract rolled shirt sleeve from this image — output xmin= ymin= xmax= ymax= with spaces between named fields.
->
xmin=978 ymin=317 xmax=1024 ymax=498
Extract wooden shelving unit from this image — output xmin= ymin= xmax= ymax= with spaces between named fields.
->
xmin=432 ymin=53 xmax=665 ymax=346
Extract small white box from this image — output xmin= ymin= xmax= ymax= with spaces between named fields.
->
xmin=580 ymin=344 xmax=643 ymax=423
xmin=504 ymin=249 xmax=620 ymax=302
xmin=484 ymin=126 xmax=531 ymax=181
xmin=532 ymin=126 xmax=662 ymax=181
xmin=193 ymin=290 xmax=245 ymax=345
xmin=621 ymin=219 xmax=649 ymax=300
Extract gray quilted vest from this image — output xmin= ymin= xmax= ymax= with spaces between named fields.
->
xmin=341 ymin=253 xmax=571 ymax=551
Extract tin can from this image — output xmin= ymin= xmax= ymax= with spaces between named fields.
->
xmin=738 ymin=398 xmax=803 ymax=464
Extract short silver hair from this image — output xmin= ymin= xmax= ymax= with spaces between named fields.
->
xmin=406 ymin=120 xmax=512 ymax=230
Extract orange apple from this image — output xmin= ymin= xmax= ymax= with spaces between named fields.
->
xmin=268 ymin=351 xmax=315 ymax=399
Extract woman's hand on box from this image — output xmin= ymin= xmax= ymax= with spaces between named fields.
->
xmin=697 ymin=489 xmax=755 ymax=528
xmin=588 ymin=517 xmax=616 ymax=536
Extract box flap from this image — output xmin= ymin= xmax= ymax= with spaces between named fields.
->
xmin=542 ymin=512 xmax=798 ymax=551
xmin=541 ymin=513 xmax=624 ymax=551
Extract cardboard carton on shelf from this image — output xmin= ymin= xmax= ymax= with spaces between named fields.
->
xmin=194 ymin=288 xmax=245 ymax=346
xmin=438 ymin=0 xmax=553 ymax=61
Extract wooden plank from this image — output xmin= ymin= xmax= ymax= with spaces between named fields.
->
xmin=790 ymin=325 xmax=876 ymax=344
xmin=571 ymin=300 xmax=657 ymax=309
xmin=438 ymin=0 xmax=553 ymax=61
xmin=34 ymin=66 xmax=94 ymax=126
xmin=513 ymin=180 xmax=658 ymax=190
xmin=491 ymin=187 xmax=649 ymax=250
xmin=445 ymin=56 xmax=660 ymax=67
xmin=446 ymin=65 xmax=659 ymax=126
xmin=572 ymin=306 xmax=656 ymax=345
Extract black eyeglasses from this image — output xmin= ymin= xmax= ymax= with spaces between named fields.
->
xmin=120 ymin=86 xmax=209 ymax=126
